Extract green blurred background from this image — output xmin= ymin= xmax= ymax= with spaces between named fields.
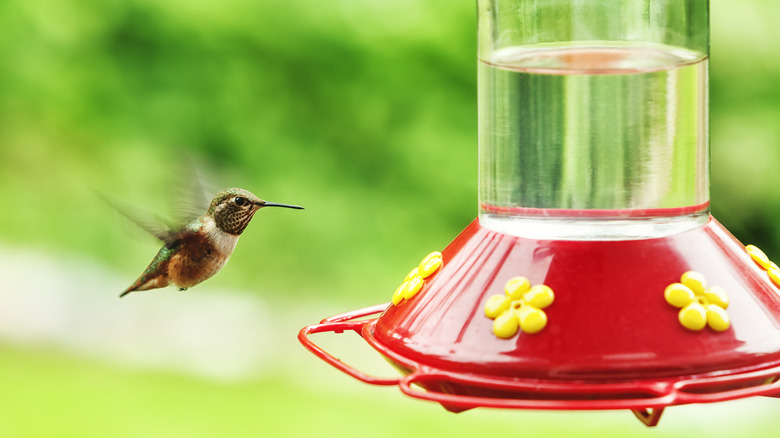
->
xmin=1 ymin=0 xmax=779 ymax=436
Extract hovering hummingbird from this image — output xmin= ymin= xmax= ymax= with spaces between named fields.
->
xmin=119 ymin=187 xmax=303 ymax=297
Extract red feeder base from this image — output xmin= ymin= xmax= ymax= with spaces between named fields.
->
xmin=299 ymin=217 xmax=780 ymax=426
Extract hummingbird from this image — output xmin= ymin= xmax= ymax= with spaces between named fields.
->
xmin=119 ymin=187 xmax=303 ymax=297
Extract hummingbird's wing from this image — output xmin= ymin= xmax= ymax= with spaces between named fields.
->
xmin=169 ymin=158 xmax=215 ymax=226
xmin=100 ymin=155 xmax=214 ymax=248
xmin=99 ymin=192 xmax=180 ymax=247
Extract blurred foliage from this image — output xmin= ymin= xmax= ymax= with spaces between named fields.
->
xmin=0 ymin=0 xmax=477 ymax=302
xmin=2 ymin=0 xmax=780 ymax=302
xmin=710 ymin=1 xmax=780 ymax=251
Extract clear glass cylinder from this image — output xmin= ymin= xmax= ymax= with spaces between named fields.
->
xmin=477 ymin=0 xmax=710 ymax=240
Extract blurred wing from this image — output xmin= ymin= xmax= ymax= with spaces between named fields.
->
xmin=98 ymin=192 xmax=179 ymax=247
xmin=169 ymin=157 xmax=214 ymax=225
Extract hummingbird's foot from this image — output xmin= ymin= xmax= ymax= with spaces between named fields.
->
xmin=178 ymin=287 xmax=188 ymax=291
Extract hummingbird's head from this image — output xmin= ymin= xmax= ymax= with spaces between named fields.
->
xmin=209 ymin=188 xmax=303 ymax=235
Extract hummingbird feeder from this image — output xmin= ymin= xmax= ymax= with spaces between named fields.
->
xmin=298 ymin=0 xmax=780 ymax=427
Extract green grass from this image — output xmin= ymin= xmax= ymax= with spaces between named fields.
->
xmin=2 ymin=345 xmax=779 ymax=438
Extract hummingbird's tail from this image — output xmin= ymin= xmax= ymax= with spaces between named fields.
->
xmin=119 ymin=276 xmax=169 ymax=298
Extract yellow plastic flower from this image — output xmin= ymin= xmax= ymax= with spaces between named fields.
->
xmin=746 ymin=245 xmax=772 ymax=270
xmin=746 ymin=244 xmax=780 ymax=289
xmin=391 ymin=251 xmax=443 ymax=306
xmin=664 ymin=271 xmax=730 ymax=332
xmin=484 ymin=276 xmax=554 ymax=338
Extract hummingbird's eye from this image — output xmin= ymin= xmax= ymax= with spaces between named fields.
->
xmin=234 ymin=197 xmax=247 ymax=206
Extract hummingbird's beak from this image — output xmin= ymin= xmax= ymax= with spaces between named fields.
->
xmin=260 ymin=201 xmax=304 ymax=210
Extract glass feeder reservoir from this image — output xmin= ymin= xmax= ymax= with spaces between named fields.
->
xmin=478 ymin=0 xmax=709 ymax=240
